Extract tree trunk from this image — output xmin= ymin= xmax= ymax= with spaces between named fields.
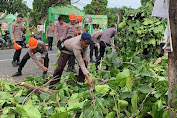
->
xmin=117 ymin=10 xmax=123 ymax=31
xmin=168 ymin=0 xmax=177 ymax=117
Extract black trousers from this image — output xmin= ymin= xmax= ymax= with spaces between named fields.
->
xmin=90 ymin=41 xmax=98 ymax=60
xmin=68 ymin=55 xmax=75 ymax=67
xmin=51 ymin=52 xmax=87 ymax=86
xmin=48 ymin=37 xmax=53 ymax=50
xmin=57 ymin=40 xmax=63 ymax=51
xmin=13 ymin=41 xmax=23 ymax=62
xmin=18 ymin=52 xmax=49 ymax=72
xmin=95 ymin=41 xmax=110 ymax=68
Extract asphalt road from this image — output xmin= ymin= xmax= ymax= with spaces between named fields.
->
xmin=0 ymin=46 xmax=71 ymax=82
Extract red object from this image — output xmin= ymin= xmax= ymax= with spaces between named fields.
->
xmin=77 ymin=15 xmax=83 ymax=22
xmin=28 ymin=37 xmax=38 ymax=49
xmin=69 ymin=13 xmax=76 ymax=21
xmin=14 ymin=43 xmax=22 ymax=50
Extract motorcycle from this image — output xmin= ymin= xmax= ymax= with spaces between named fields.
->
xmin=0 ymin=30 xmax=13 ymax=49
xmin=35 ymin=32 xmax=42 ymax=40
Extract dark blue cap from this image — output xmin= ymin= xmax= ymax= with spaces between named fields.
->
xmin=81 ymin=32 xmax=92 ymax=43
xmin=17 ymin=14 xmax=23 ymax=18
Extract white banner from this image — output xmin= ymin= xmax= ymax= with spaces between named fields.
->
xmin=152 ymin=0 xmax=168 ymax=18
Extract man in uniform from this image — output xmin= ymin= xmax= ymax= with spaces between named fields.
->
xmin=95 ymin=25 xmax=119 ymax=70
xmin=11 ymin=14 xmax=26 ymax=67
xmin=62 ymin=13 xmax=81 ymax=73
xmin=50 ymin=32 xmax=93 ymax=88
xmin=90 ymin=31 xmax=103 ymax=63
xmin=54 ymin=16 xmax=67 ymax=50
xmin=46 ymin=21 xmax=54 ymax=51
xmin=12 ymin=37 xmax=49 ymax=79
xmin=76 ymin=15 xmax=83 ymax=33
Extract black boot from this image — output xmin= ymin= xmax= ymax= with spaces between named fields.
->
xmin=12 ymin=71 xmax=22 ymax=77
xmin=17 ymin=61 xmax=20 ymax=66
xmin=11 ymin=61 xmax=18 ymax=67
xmin=42 ymin=71 xmax=47 ymax=79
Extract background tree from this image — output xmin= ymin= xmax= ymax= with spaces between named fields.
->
xmin=0 ymin=0 xmax=30 ymax=17
xmin=141 ymin=0 xmax=155 ymax=6
xmin=84 ymin=0 xmax=108 ymax=15
xmin=106 ymin=7 xmax=120 ymax=27
xmin=30 ymin=0 xmax=71 ymax=26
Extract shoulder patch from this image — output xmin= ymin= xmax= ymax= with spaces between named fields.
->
xmin=30 ymin=50 xmax=34 ymax=55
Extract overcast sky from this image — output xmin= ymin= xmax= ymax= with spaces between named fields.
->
xmin=24 ymin=0 xmax=141 ymax=9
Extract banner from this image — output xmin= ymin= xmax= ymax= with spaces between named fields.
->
xmin=83 ymin=15 xmax=107 ymax=25
xmin=37 ymin=25 xmax=45 ymax=33
xmin=152 ymin=0 xmax=168 ymax=18
xmin=162 ymin=18 xmax=173 ymax=52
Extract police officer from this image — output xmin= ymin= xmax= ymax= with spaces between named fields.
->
xmin=90 ymin=31 xmax=103 ymax=63
xmin=50 ymin=32 xmax=93 ymax=88
xmin=46 ymin=21 xmax=54 ymax=51
xmin=63 ymin=13 xmax=81 ymax=73
xmin=76 ymin=15 xmax=83 ymax=33
xmin=12 ymin=37 xmax=49 ymax=79
xmin=11 ymin=14 xmax=26 ymax=67
xmin=95 ymin=25 xmax=119 ymax=70
xmin=54 ymin=16 xmax=67 ymax=50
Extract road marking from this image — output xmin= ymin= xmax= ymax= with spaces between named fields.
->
xmin=0 ymin=53 xmax=56 ymax=62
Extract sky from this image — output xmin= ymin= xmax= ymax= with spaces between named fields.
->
xmin=24 ymin=0 xmax=141 ymax=10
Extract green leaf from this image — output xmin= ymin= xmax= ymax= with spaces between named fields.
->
xmin=143 ymin=18 xmax=153 ymax=25
xmin=49 ymin=93 xmax=56 ymax=101
xmin=94 ymin=110 xmax=103 ymax=118
xmin=128 ymin=51 xmax=134 ymax=57
xmin=1 ymin=113 xmax=15 ymax=118
xmin=96 ymin=98 xmax=105 ymax=109
xmin=40 ymin=92 xmax=49 ymax=101
xmin=55 ymin=107 xmax=66 ymax=113
xmin=120 ymin=92 xmax=132 ymax=99
xmin=4 ymin=84 xmax=11 ymax=91
xmin=105 ymin=112 xmax=116 ymax=118
xmin=116 ymin=69 xmax=130 ymax=86
xmin=14 ymin=89 xmax=23 ymax=97
xmin=116 ymin=69 xmax=130 ymax=80
xmin=136 ymin=39 xmax=141 ymax=43
xmin=126 ymin=76 xmax=132 ymax=92
xmin=119 ymin=21 xmax=126 ymax=28
xmin=162 ymin=110 xmax=170 ymax=118
xmin=139 ymin=85 xmax=152 ymax=93
xmin=16 ymin=105 xmax=28 ymax=118
xmin=131 ymin=93 xmax=138 ymax=111
xmin=119 ymin=79 xmax=126 ymax=88
xmin=50 ymin=112 xmax=68 ymax=118
xmin=23 ymin=104 xmax=41 ymax=118
xmin=149 ymin=39 xmax=156 ymax=46
xmin=0 ymin=91 xmax=12 ymax=100
xmin=67 ymin=100 xmax=87 ymax=112
xmin=68 ymin=72 xmax=75 ymax=79
xmin=15 ymin=97 xmax=27 ymax=104
xmin=152 ymin=104 xmax=163 ymax=118
xmin=95 ymin=85 xmax=110 ymax=94
xmin=119 ymin=100 xmax=128 ymax=108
